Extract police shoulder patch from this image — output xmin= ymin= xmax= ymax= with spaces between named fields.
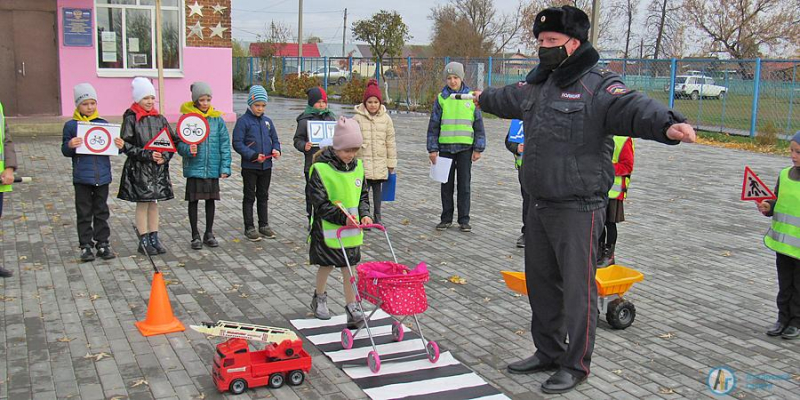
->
xmin=606 ymin=83 xmax=630 ymax=95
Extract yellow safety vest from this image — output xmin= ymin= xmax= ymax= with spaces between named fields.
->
xmin=764 ymin=167 xmax=800 ymax=259
xmin=309 ymin=160 xmax=365 ymax=249
xmin=438 ymin=94 xmax=475 ymax=145
xmin=608 ymin=136 xmax=633 ymax=200
xmin=0 ymin=102 xmax=11 ymax=193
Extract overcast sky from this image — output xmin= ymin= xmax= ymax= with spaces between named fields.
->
xmin=231 ymin=0 xmax=527 ymax=47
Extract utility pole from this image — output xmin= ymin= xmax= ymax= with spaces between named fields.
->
xmin=155 ymin=0 xmax=165 ymax=108
xmin=342 ymin=8 xmax=347 ymax=57
xmin=590 ymin=0 xmax=600 ymax=45
xmin=297 ymin=0 xmax=303 ymax=75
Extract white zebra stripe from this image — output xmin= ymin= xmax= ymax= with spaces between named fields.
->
xmin=343 ymin=351 xmax=460 ymax=379
xmin=472 ymin=395 xmax=513 ymax=400
xmin=305 ymin=324 xmax=394 ymax=345
xmin=290 ymin=309 xmax=391 ymax=330
xmin=326 ymin=338 xmax=426 ymax=363
xmin=362 ymin=373 xmax=489 ymax=400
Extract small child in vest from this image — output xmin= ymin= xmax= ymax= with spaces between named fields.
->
xmin=758 ymin=131 xmax=800 ymax=340
xmin=0 ymin=100 xmax=17 ymax=277
xmin=118 ymin=77 xmax=178 ymax=255
xmin=597 ymin=136 xmax=634 ymax=267
xmin=62 ymin=83 xmax=124 ymax=262
xmin=504 ymin=120 xmax=527 ymax=248
xmin=293 ymin=87 xmax=336 ymax=225
xmin=177 ymin=82 xmax=232 ymax=249
xmin=232 ymin=85 xmax=281 ymax=241
xmin=354 ymin=79 xmax=397 ymax=225
xmin=426 ymin=62 xmax=486 ymax=232
xmin=308 ymin=117 xmax=372 ymax=328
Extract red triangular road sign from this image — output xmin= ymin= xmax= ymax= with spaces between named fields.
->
xmin=741 ymin=166 xmax=776 ymax=201
xmin=144 ymin=128 xmax=176 ymax=153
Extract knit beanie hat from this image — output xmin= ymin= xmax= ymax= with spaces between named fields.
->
xmin=191 ymin=81 xmax=213 ymax=103
xmin=444 ymin=62 xmax=465 ymax=80
xmin=132 ymin=77 xmax=156 ymax=103
xmin=307 ymin=86 xmax=328 ymax=107
xmin=792 ymin=131 xmax=800 ymax=144
xmin=332 ymin=116 xmax=363 ymax=150
xmin=248 ymin=85 xmax=268 ymax=106
xmin=363 ymin=79 xmax=382 ymax=104
xmin=73 ymin=83 xmax=98 ymax=107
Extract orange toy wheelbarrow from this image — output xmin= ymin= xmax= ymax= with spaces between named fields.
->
xmin=501 ymin=265 xmax=644 ymax=329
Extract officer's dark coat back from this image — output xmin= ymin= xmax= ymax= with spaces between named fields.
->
xmin=479 ymin=43 xmax=685 ymax=211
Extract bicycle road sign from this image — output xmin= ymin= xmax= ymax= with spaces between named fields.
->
xmin=76 ymin=122 xmax=121 ymax=156
xmin=177 ymin=113 xmax=209 ymax=146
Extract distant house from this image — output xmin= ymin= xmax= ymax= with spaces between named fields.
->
xmin=249 ymin=43 xmax=321 ymax=58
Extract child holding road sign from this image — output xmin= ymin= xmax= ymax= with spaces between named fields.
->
xmin=757 ymin=131 xmax=800 ymax=340
xmin=118 ymin=77 xmax=178 ymax=256
xmin=177 ymin=82 xmax=232 ymax=250
xmin=61 ymin=83 xmax=124 ymax=262
xmin=232 ymin=85 xmax=281 ymax=242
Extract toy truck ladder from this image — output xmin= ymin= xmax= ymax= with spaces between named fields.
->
xmin=190 ymin=320 xmax=298 ymax=344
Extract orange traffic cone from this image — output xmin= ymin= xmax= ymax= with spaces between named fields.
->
xmin=135 ymin=272 xmax=185 ymax=336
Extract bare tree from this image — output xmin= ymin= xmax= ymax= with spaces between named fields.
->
xmin=643 ymin=0 xmax=682 ymax=59
xmin=611 ymin=0 xmax=639 ymax=59
xmin=683 ymin=0 xmax=800 ymax=59
xmin=429 ymin=0 xmax=524 ymax=57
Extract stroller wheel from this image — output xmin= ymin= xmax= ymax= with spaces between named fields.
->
xmin=341 ymin=329 xmax=354 ymax=350
xmin=391 ymin=321 xmax=405 ymax=342
xmin=426 ymin=341 xmax=440 ymax=363
xmin=368 ymin=351 xmax=381 ymax=373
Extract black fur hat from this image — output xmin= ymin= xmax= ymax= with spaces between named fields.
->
xmin=532 ymin=5 xmax=591 ymax=42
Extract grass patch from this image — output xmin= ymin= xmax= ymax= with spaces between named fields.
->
xmin=696 ymin=129 xmax=791 ymax=155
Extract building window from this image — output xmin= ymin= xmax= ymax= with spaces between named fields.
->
xmin=96 ymin=0 xmax=181 ymax=71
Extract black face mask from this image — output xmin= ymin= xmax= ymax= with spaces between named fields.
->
xmin=538 ymin=40 xmax=571 ymax=71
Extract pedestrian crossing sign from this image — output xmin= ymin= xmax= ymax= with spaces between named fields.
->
xmin=144 ymin=127 xmax=177 ymax=152
xmin=741 ymin=166 xmax=776 ymax=201
xmin=508 ymin=119 xmax=524 ymax=144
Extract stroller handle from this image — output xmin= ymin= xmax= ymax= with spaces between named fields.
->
xmin=336 ymin=224 xmax=386 ymax=238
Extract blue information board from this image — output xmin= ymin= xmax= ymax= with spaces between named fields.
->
xmin=508 ymin=119 xmax=524 ymax=144
xmin=63 ymin=8 xmax=93 ymax=47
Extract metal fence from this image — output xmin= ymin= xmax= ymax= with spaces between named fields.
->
xmin=233 ymin=56 xmax=799 ymax=138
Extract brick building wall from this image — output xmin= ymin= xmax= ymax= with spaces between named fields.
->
xmin=185 ymin=0 xmax=231 ymax=48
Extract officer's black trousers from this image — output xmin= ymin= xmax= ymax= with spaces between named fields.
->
xmin=439 ymin=150 xmax=472 ymax=225
xmin=518 ymin=167 xmax=529 ymax=234
xmin=524 ymin=205 xmax=604 ymax=378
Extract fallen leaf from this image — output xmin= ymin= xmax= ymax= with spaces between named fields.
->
xmin=84 ymin=352 xmax=111 ymax=361
xmin=227 ymin=284 xmax=242 ymax=291
xmin=232 ymin=238 xmax=241 ymax=243
xmin=57 ymin=336 xmax=74 ymax=342
xmin=130 ymin=379 xmax=149 ymax=387
xmin=721 ymin=251 xmax=731 ymax=257
xmin=0 ymin=295 xmax=16 ymax=302
xmin=164 ymin=280 xmax=179 ymax=286
xmin=512 ymin=293 xmax=523 ymax=297
xmin=400 ymin=219 xmax=410 ymax=225
xmin=659 ymin=387 xmax=675 ymax=394
xmin=612 ymin=369 xmax=623 ymax=374
xmin=514 ymin=330 xmax=525 ymax=335
xmin=286 ymin=262 xmax=298 ymax=267
xmin=447 ymin=275 xmax=466 ymax=285
xmin=176 ymin=262 xmax=186 ymax=268
xmin=194 ymin=393 xmax=206 ymax=400
xmin=658 ymin=332 xmax=676 ymax=339
xmin=196 ymin=290 xmax=206 ymax=294
xmin=19 ymin=256 xmax=27 ymax=260
xmin=483 ymin=297 xmax=491 ymax=303
xmin=239 ymin=293 xmax=249 ymax=298
xmin=90 ymin=294 xmax=101 ymax=301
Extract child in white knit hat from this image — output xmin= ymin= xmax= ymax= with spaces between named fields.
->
xmin=307 ymin=117 xmax=372 ymax=327
xmin=118 ymin=77 xmax=178 ymax=255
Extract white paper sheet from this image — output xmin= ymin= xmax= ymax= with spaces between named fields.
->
xmin=429 ymin=156 xmax=452 ymax=183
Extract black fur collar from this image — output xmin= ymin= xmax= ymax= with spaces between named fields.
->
xmin=526 ymin=42 xmax=600 ymax=88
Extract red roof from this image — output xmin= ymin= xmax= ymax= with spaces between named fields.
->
xmin=250 ymin=43 xmax=320 ymax=57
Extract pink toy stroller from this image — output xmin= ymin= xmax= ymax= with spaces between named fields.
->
xmin=336 ymin=224 xmax=439 ymax=373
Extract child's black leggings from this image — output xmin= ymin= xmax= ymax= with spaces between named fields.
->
xmin=189 ymin=200 xmax=216 ymax=237
xmin=599 ymin=221 xmax=617 ymax=246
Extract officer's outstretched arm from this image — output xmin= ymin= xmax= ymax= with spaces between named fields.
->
xmin=598 ymin=79 xmax=685 ymax=145
xmin=477 ymin=83 xmax=528 ymax=120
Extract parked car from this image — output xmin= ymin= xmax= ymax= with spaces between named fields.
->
xmin=665 ymin=75 xmax=727 ymax=100
xmin=309 ymin=66 xmax=351 ymax=85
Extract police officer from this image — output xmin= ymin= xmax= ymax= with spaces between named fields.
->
xmin=474 ymin=5 xmax=696 ymax=394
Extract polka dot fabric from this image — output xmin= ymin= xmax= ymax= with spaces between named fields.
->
xmin=357 ymin=261 xmax=429 ymax=315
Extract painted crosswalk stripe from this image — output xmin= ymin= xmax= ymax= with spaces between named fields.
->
xmin=326 ymin=338 xmax=426 ymax=363
xmin=295 ymin=316 xmax=394 ymax=337
xmin=361 ymin=373 xmax=490 ymax=400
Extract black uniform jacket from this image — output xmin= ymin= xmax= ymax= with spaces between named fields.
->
xmin=479 ymin=42 xmax=686 ymax=211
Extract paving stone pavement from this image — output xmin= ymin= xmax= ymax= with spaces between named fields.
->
xmin=1 ymin=95 xmax=799 ymax=400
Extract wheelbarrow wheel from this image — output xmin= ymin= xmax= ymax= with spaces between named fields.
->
xmin=606 ymin=299 xmax=636 ymax=329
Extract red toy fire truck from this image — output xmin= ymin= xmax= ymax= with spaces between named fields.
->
xmin=191 ymin=320 xmax=312 ymax=395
